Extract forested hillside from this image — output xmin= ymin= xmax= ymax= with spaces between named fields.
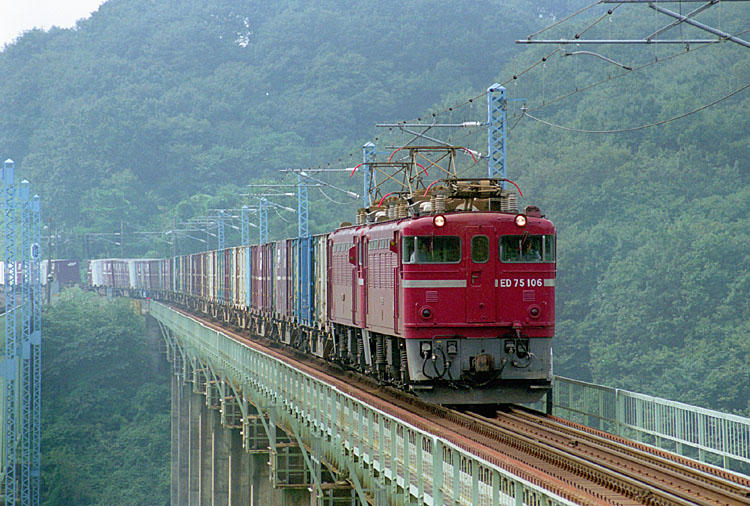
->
xmin=0 ymin=0 xmax=569 ymax=241
xmin=2 ymin=0 xmax=748 ymax=422
xmin=503 ymin=8 xmax=750 ymax=413
xmin=42 ymin=290 xmax=170 ymax=505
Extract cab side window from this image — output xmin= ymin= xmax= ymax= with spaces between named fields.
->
xmin=402 ymin=237 xmax=416 ymax=264
xmin=403 ymin=236 xmax=461 ymax=264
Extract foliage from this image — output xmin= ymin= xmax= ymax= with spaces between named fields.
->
xmin=501 ymin=5 xmax=750 ymax=414
xmin=0 ymin=0 xmax=559 ymax=253
xmin=42 ymin=289 xmax=170 ymax=505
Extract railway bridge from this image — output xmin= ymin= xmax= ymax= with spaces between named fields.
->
xmin=144 ymin=300 xmax=750 ymax=506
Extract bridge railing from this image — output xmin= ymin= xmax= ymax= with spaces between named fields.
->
xmin=543 ymin=376 xmax=750 ymax=474
xmin=151 ymin=301 xmax=579 ymax=506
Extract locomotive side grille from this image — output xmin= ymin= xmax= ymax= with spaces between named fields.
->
xmin=523 ymin=290 xmax=536 ymax=302
xmin=426 ymin=291 xmax=438 ymax=303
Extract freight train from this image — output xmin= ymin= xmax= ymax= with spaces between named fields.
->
xmin=0 ymin=259 xmax=80 ymax=286
xmin=89 ymin=178 xmax=556 ymax=405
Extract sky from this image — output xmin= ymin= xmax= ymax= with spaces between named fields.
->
xmin=1 ymin=0 xmax=107 ymax=49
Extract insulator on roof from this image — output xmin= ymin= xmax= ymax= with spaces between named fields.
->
xmin=434 ymin=195 xmax=447 ymax=213
xmin=507 ymin=193 xmax=518 ymax=213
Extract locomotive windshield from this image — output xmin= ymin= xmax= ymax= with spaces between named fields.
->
xmin=403 ymin=236 xmax=461 ymax=264
xmin=500 ymin=235 xmax=555 ymax=263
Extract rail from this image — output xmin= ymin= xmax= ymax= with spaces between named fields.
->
xmin=544 ymin=377 xmax=750 ymax=473
xmin=150 ymin=301 xmax=577 ymax=506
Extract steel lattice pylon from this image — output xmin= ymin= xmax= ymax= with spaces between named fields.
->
xmin=30 ymin=195 xmax=41 ymax=506
xmin=19 ymin=181 xmax=31 ymax=506
xmin=362 ymin=142 xmax=376 ymax=208
xmin=487 ymin=84 xmax=507 ymax=186
xmin=258 ymin=198 xmax=268 ymax=245
xmin=217 ymin=210 xmax=225 ymax=251
xmin=296 ymin=173 xmax=312 ymax=324
xmin=1 ymin=161 xmax=42 ymax=506
xmin=241 ymin=206 xmax=251 ymax=246
xmin=217 ymin=210 xmax=225 ymax=303
xmin=3 ymin=159 xmax=17 ymax=506
xmin=297 ymin=174 xmax=308 ymax=238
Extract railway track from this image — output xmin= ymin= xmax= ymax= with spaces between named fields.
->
xmin=454 ymin=407 xmax=750 ymax=506
xmin=173 ymin=306 xmax=750 ymax=506
xmin=507 ymin=408 xmax=750 ymax=502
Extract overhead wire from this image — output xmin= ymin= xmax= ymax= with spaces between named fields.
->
xmin=317 ymin=187 xmax=350 ymax=205
xmin=525 ymin=0 xmax=604 ymax=40
xmin=273 ymin=207 xmax=292 ymax=223
xmin=105 ymin=4 xmax=750 ymax=249
xmin=299 ymin=51 xmax=559 ymax=171
xmin=508 ymin=113 xmax=525 ymax=133
xmin=360 ymin=1 xmax=625 ymax=137
xmin=527 ymin=27 xmax=750 ymax=113
xmin=287 ymin=5 xmax=749 ymax=178
xmin=521 ymin=81 xmax=750 ymax=133
xmin=574 ymin=3 xmax=623 ymax=39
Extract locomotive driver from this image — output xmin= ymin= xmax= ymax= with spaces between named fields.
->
xmin=416 ymin=240 xmax=432 ymax=263
xmin=523 ymin=239 xmax=541 ymax=261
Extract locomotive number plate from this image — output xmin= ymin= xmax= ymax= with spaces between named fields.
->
xmin=498 ymin=278 xmax=551 ymax=288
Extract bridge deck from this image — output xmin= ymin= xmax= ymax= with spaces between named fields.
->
xmin=150 ymin=301 xmax=578 ymax=506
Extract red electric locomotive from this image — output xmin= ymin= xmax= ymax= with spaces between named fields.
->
xmin=89 ymin=147 xmax=555 ymax=407
xmin=329 ymin=178 xmax=555 ymax=405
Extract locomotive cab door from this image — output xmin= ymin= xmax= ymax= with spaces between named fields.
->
xmin=357 ymin=236 xmax=368 ymax=328
xmin=466 ymin=226 xmax=496 ymax=323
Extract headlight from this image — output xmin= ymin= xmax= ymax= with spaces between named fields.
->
xmin=515 ymin=214 xmax=527 ymax=227
xmin=433 ymin=215 xmax=446 ymax=227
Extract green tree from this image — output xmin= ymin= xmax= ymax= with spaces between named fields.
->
xmin=42 ymin=289 xmax=170 ymax=505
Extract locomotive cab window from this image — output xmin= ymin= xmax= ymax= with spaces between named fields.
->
xmin=403 ymin=236 xmax=461 ymax=264
xmin=500 ymin=235 xmax=555 ymax=263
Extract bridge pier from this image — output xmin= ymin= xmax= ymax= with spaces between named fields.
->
xmin=249 ymin=452 xmax=309 ymax=506
xmin=169 ymin=349 xmax=315 ymax=505
xmin=179 ymin=382 xmax=190 ymax=505
xmin=199 ymin=394 xmax=211 ymax=505
xmin=188 ymin=390 xmax=201 ymax=505
xmin=210 ymin=409 xmax=230 ymax=505
xmin=170 ymin=374 xmax=178 ymax=504
xmin=162 ymin=312 xmax=385 ymax=505
xmin=172 ymin=373 xmax=190 ymax=505
xmin=229 ymin=429 xmax=251 ymax=505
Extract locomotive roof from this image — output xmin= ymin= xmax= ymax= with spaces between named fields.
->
xmin=331 ymin=210 xmax=555 ymax=237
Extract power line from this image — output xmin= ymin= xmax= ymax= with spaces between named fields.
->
xmin=521 ymin=81 xmax=750 ymax=133
xmin=525 ymin=0 xmax=605 ymax=40
xmin=317 ymin=187 xmax=349 ymax=205
xmin=525 ymin=28 xmax=750 ymax=114
xmin=299 ymin=0 xmax=651 ymax=172
xmin=519 ymin=0 xmax=750 ymax=48
xmin=276 ymin=3 xmax=748 ymax=178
